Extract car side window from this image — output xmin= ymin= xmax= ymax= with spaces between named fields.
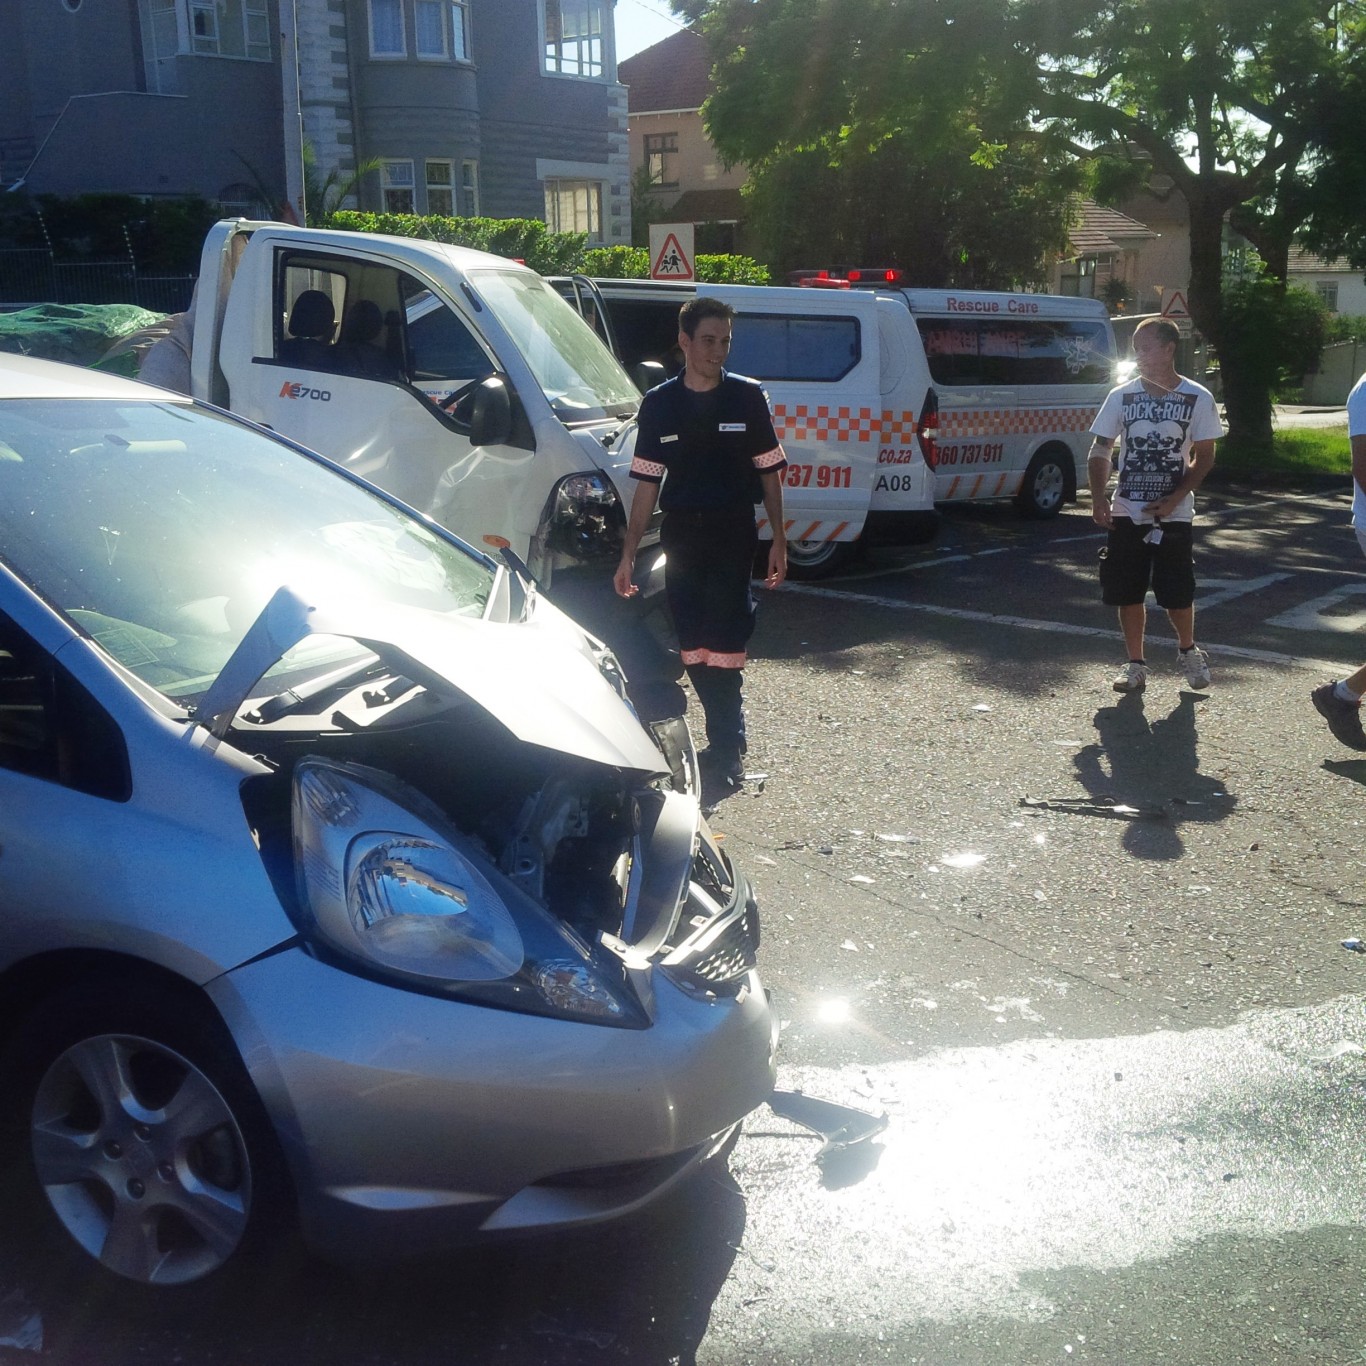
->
xmin=0 ymin=613 xmax=131 ymax=801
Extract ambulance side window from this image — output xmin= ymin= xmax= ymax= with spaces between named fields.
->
xmin=918 ymin=319 xmax=1113 ymax=387
xmin=728 ymin=315 xmax=860 ymax=382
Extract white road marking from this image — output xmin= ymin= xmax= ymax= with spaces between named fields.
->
xmin=1267 ymin=582 xmax=1366 ymax=633
xmin=780 ymin=581 xmax=1346 ymax=672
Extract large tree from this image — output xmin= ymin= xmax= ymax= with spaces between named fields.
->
xmin=676 ymin=0 xmax=1366 ymax=446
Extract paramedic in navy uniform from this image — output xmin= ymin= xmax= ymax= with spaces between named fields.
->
xmin=613 ymin=296 xmax=788 ymax=789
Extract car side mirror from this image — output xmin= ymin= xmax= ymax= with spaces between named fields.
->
xmin=469 ymin=376 xmax=513 ymax=448
xmin=632 ymin=360 xmax=666 ymax=394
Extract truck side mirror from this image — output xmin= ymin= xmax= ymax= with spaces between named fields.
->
xmin=632 ymin=360 xmax=666 ymax=394
xmin=469 ymin=376 xmax=513 ymax=447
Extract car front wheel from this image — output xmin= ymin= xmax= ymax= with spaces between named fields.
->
xmin=1 ymin=981 xmax=293 ymax=1308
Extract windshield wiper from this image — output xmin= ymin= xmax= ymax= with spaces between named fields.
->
xmin=246 ymin=656 xmax=382 ymax=724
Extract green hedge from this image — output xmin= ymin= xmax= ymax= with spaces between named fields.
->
xmin=323 ymin=212 xmax=770 ymax=283
xmin=582 ymin=246 xmax=769 ymax=283
xmin=324 ymin=212 xmax=586 ymax=275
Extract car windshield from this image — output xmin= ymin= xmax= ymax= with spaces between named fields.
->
xmin=469 ymin=268 xmax=640 ymax=423
xmin=0 ymin=398 xmax=494 ymax=705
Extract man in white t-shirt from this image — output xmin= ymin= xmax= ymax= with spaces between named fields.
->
xmin=1088 ymin=317 xmax=1226 ymax=694
xmin=1311 ymin=370 xmax=1366 ymax=749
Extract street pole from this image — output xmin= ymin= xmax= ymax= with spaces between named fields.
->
xmin=280 ymin=0 xmax=307 ymax=224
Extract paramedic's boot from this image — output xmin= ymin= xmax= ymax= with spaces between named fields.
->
xmin=689 ymin=664 xmax=746 ymax=787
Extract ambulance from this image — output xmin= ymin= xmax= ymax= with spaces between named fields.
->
xmin=555 ymin=273 xmax=1119 ymax=578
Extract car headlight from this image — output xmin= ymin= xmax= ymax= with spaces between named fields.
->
xmin=292 ymin=757 xmax=646 ymax=1026
xmin=545 ymin=471 xmax=624 ymax=560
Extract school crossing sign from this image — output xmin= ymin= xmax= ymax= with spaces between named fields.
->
xmin=649 ymin=223 xmax=695 ymax=281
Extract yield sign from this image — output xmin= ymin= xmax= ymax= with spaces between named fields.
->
xmin=650 ymin=225 xmax=694 ymax=280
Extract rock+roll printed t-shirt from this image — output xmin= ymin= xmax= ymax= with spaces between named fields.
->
xmin=1091 ymin=377 xmax=1224 ymax=524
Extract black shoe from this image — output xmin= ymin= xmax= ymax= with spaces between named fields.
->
xmin=699 ymin=747 xmax=744 ymax=786
xmin=1312 ymin=682 xmax=1366 ymax=751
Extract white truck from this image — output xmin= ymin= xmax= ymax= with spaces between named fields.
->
xmin=555 ymin=274 xmax=1119 ymax=577
xmin=171 ymin=220 xmax=672 ymax=629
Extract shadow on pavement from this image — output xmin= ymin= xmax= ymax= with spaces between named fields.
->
xmin=0 ymin=1156 xmax=748 ymax=1366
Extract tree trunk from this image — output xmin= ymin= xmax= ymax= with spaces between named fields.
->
xmin=1185 ymin=189 xmax=1274 ymax=449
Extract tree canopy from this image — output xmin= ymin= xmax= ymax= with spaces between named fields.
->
xmin=676 ymin=0 xmax=1366 ymax=442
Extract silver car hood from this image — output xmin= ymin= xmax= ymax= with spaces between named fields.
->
xmin=195 ymin=585 xmax=666 ymax=774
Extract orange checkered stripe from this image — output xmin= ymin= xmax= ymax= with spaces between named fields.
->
xmin=772 ymin=405 xmax=919 ymax=443
xmin=681 ymin=648 xmax=746 ymax=668
xmin=938 ymin=405 xmax=1098 ymax=439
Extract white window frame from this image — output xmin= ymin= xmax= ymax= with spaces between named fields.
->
xmin=544 ymin=178 xmax=604 ymax=240
xmin=1316 ymin=281 xmax=1340 ymax=312
xmin=381 ymin=159 xmax=416 ymax=213
xmin=450 ymin=0 xmax=469 ymax=60
xmin=368 ymin=0 xmax=406 ymax=58
xmin=414 ymin=0 xmax=447 ymax=58
xmin=185 ymin=0 xmax=269 ymax=60
xmin=460 ymin=160 xmax=480 ymax=216
xmin=425 ymin=159 xmax=455 ymax=216
xmin=541 ymin=0 xmax=606 ymax=79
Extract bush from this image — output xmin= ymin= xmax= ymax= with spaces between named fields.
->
xmin=324 ymin=211 xmax=587 ymax=276
xmin=1326 ymin=313 xmax=1366 ymax=345
xmin=580 ymin=245 xmax=769 ymax=284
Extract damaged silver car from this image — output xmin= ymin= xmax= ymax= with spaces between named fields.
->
xmin=0 ymin=354 xmax=776 ymax=1302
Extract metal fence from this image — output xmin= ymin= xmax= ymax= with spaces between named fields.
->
xmin=0 ymin=248 xmax=194 ymax=314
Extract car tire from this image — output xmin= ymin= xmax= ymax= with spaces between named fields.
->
xmin=1015 ymin=448 xmax=1072 ymax=519
xmin=781 ymin=536 xmax=860 ymax=581
xmin=0 ymin=979 xmax=296 ymax=1314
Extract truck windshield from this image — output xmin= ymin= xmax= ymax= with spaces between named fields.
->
xmin=470 ymin=269 xmax=639 ymax=423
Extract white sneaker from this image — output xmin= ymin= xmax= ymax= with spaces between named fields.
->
xmin=1112 ymin=661 xmax=1148 ymax=693
xmin=1179 ymin=646 xmax=1211 ymax=689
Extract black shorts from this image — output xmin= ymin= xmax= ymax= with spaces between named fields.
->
xmin=1099 ymin=517 xmax=1196 ymax=609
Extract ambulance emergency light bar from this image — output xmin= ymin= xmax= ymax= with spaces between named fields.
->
xmin=786 ymin=267 xmax=905 ymax=288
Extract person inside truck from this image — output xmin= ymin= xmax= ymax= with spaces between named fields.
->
xmin=613 ymin=297 xmax=788 ymax=792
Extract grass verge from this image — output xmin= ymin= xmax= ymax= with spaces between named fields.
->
xmin=1212 ymin=424 xmax=1351 ymax=487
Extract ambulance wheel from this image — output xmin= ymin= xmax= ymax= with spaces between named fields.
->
xmin=782 ymin=537 xmax=858 ymax=581
xmin=1016 ymin=448 xmax=1072 ymax=519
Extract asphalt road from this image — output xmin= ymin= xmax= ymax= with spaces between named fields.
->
xmin=7 ymin=482 xmax=1366 ymax=1366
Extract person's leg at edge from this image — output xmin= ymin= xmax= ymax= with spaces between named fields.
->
xmin=1166 ymin=605 xmax=1195 ymax=651
xmin=1119 ymin=602 xmax=1147 ymax=660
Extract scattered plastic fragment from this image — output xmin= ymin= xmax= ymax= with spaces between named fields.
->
xmin=850 ymin=874 xmax=875 ymax=884
xmin=875 ymin=832 xmax=919 ymax=843
xmin=0 ymin=1291 xmax=42 ymax=1353
xmin=972 ymin=704 xmax=992 ymax=712
xmin=840 ymin=939 xmax=859 ymax=951
xmin=754 ymin=854 xmax=778 ymax=866
xmin=1342 ymin=938 xmax=1366 ymax=954
xmin=1021 ymin=795 xmax=1167 ymax=821
xmin=768 ymin=1089 xmax=890 ymax=1162
xmin=818 ymin=845 xmax=834 ymax=855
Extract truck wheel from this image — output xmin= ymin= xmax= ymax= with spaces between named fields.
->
xmin=1015 ymin=449 xmax=1071 ymax=519
xmin=782 ymin=536 xmax=859 ymax=581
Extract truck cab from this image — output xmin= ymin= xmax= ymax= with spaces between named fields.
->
xmin=191 ymin=221 xmax=657 ymax=598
